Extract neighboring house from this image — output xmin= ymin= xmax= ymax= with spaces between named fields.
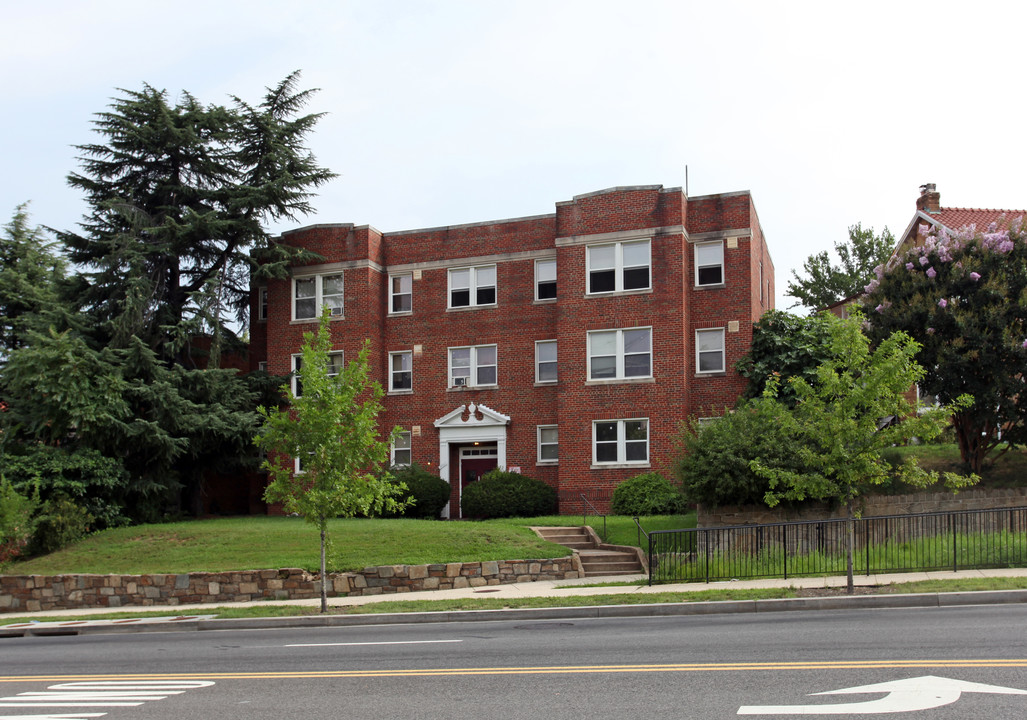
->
xmin=826 ymin=184 xmax=1027 ymax=319
xmin=896 ymin=183 xmax=1026 ymax=256
xmin=250 ymin=185 xmax=775 ymax=516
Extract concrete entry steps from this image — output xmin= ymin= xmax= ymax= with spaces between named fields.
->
xmin=533 ymin=526 xmax=646 ymax=577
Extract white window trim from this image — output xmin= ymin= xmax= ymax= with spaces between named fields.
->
xmin=447 ymin=344 xmax=498 ymax=388
xmin=535 ymin=339 xmax=558 ymax=384
xmin=392 ymin=431 xmax=412 ymax=467
xmin=535 ymin=258 xmax=557 ymax=301
xmin=389 ymin=350 xmax=413 ymax=393
xmin=292 ymin=273 xmax=345 ymax=321
xmin=537 ymin=425 xmax=558 ymax=464
xmin=694 ymin=241 xmax=725 ymax=287
xmin=586 ymin=239 xmax=652 ymax=295
xmin=389 ymin=273 xmax=412 ymax=315
xmin=257 ymin=360 xmax=268 ymax=372
xmin=448 ymin=265 xmax=497 ymax=309
xmin=257 ymin=287 xmax=268 ymax=320
xmin=592 ymin=418 xmax=650 ymax=466
xmin=291 ymin=351 xmax=344 ymax=397
xmin=587 ymin=327 xmax=652 ymax=381
xmin=696 ymin=328 xmax=726 ymax=374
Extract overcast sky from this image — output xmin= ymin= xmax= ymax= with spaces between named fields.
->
xmin=3 ymin=0 xmax=1024 ymax=310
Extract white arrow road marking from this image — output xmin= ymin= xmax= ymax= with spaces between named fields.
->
xmin=285 ymin=639 xmax=463 ymax=647
xmin=0 ymin=716 xmax=107 ymax=720
xmin=738 ymin=674 xmax=1027 ymax=715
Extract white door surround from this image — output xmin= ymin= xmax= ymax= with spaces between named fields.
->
xmin=434 ymin=402 xmax=510 ymax=519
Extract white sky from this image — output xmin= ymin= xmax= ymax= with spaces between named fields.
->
xmin=3 ymin=0 xmax=1025 ymax=310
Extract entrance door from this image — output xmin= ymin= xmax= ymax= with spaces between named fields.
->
xmin=458 ymin=446 xmax=498 ymax=518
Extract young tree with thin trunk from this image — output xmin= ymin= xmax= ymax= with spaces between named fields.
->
xmin=256 ymin=310 xmax=406 ymax=612
xmin=750 ymin=313 xmax=974 ymax=593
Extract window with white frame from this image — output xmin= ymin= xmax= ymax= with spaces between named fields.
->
xmin=257 ymin=360 xmax=268 ymax=372
xmin=448 ymin=345 xmax=497 ymax=387
xmin=593 ymin=419 xmax=649 ymax=464
xmin=695 ymin=241 xmax=724 ymax=286
xmin=587 ymin=239 xmax=650 ymax=294
xmin=389 ymin=351 xmax=412 ymax=392
xmin=535 ymin=258 xmax=556 ymax=300
xmin=291 ymin=351 xmax=344 ymax=397
xmin=535 ymin=340 xmax=557 ymax=383
xmin=537 ymin=425 xmax=558 ymax=463
xmin=257 ymin=287 xmax=268 ymax=320
xmin=390 ymin=273 xmax=412 ymax=313
xmin=696 ymin=328 xmax=725 ymax=373
xmin=588 ymin=327 xmax=651 ymax=381
xmin=293 ymin=273 xmax=344 ymax=320
xmin=449 ymin=265 xmax=496 ymax=308
xmin=392 ymin=431 xmax=411 ymax=467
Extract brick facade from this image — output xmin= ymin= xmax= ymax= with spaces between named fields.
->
xmin=251 ymin=185 xmax=774 ymax=515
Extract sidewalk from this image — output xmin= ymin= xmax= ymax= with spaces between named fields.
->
xmin=3 ymin=567 xmax=1026 ymax=628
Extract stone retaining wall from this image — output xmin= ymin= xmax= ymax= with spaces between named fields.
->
xmin=0 ymin=556 xmax=580 ymax=614
xmin=698 ymin=487 xmax=1027 ymax=527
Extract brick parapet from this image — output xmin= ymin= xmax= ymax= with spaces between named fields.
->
xmin=0 ymin=557 xmax=579 ymax=614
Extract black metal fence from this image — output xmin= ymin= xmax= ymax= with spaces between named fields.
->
xmin=647 ymin=506 xmax=1027 ymax=584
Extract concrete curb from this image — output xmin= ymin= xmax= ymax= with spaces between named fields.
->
xmin=4 ymin=589 xmax=1025 ymax=637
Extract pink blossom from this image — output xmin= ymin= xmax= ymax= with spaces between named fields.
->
xmin=970 ymin=271 xmax=981 ymax=281
xmin=918 ymin=223 xmax=931 ymax=237
xmin=865 ymin=279 xmax=880 ymax=294
xmin=875 ymin=304 xmax=886 ymax=313
xmin=919 ymin=255 xmax=930 ymax=266
xmin=905 ymin=262 xmax=915 ymax=271
xmin=926 ymin=267 xmax=937 ymax=279
xmin=927 ymin=327 xmax=935 ymax=335
xmin=938 ymin=298 xmax=947 ymax=308
xmin=1023 ymin=339 xmax=1027 ymax=349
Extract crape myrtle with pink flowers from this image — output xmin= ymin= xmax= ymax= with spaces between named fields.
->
xmin=861 ymin=218 xmax=1027 ymax=473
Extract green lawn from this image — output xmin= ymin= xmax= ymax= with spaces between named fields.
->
xmin=7 ymin=513 xmax=696 ymax=576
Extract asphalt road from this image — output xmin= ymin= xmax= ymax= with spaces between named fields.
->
xmin=2 ymin=604 xmax=1026 ymax=719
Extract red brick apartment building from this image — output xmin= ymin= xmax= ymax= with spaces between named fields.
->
xmin=249 ymin=185 xmax=775 ymax=516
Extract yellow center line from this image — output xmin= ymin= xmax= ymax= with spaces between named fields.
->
xmin=2 ymin=659 xmax=1026 ymax=683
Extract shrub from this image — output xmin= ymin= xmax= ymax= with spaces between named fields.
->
xmin=610 ymin=472 xmax=686 ymax=516
xmin=29 ymin=494 xmax=93 ymax=555
xmin=0 ymin=475 xmax=38 ymax=568
xmin=674 ymin=399 xmax=813 ymax=508
xmin=461 ymin=469 xmax=557 ymax=519
xmin=382 ymin=464 xmax=450 ymax=519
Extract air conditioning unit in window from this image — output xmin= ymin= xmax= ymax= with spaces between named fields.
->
xmin=330 ymin=307 xmax=343 ymax=317
xmin=453 ymin=377 xmax=467 ymax=387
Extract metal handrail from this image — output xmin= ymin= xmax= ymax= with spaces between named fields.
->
xmin=580 ymin=494 xmax=607 ymax=541
xmin=633 ymin=516 xmax=652 ymax=585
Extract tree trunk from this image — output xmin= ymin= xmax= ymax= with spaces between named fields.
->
xmin=319 ymin=524 xmax=328 ymax=614
xmin=846 ymin=501 xmax=855 ymax=595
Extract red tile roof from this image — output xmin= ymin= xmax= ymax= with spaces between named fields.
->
xmin=935 ymin=206 xmax=1026 ymax=232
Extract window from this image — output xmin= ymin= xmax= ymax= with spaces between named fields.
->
xmin=593 ymin=419 xmax=649 ymax=464
xmin=588 ymin=327 xmax=651 ymax=380
xmin=293 ymin=273 xmax=344 ymax=320
xmin=535 ymin=340 xmax=557 ymax=383
xmin=449 ymin=265 xmax=496 ymax=308
xmin=695 ymin=242 xmax=724 ymax=286
xmin=537 ymin=426 xmax=558 ymax=463
xmin=390 ymin=273 xmax=412 ymax=313
xmin=291 ymin=351 xmax=344 ymax=397
xmin=448 ymin=345 xmax=497 ymax=387
xmin=696 ymin=328 xmax=725 ymax=373
xmin=587 ymin=239 xmax=650 ymax=294
xmin=389 ymin=351 xmax=412 ymax=392
xmin=392 ymin=432 xmax=411 ymax=467
xmin=535 ymin=258 xmax=556 ymax=300
xmin=257 ymin=287 xmax=268 ymax=320
xmin=257 ymin=361 xmax=268 ymax=372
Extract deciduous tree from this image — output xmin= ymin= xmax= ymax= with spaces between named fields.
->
xmin=861 ymin=218 xmax=1027 ymax=472
xmin=750 ymin=313 xmax=973 ymax=592
xmin=256 ymin=311 xmax=405 ymax=612
xmin=787 ymin=223 xmax=894 ymax=311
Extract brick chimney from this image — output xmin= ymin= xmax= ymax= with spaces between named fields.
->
xmin=917 ymin=183 xmax=941 ymax=214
